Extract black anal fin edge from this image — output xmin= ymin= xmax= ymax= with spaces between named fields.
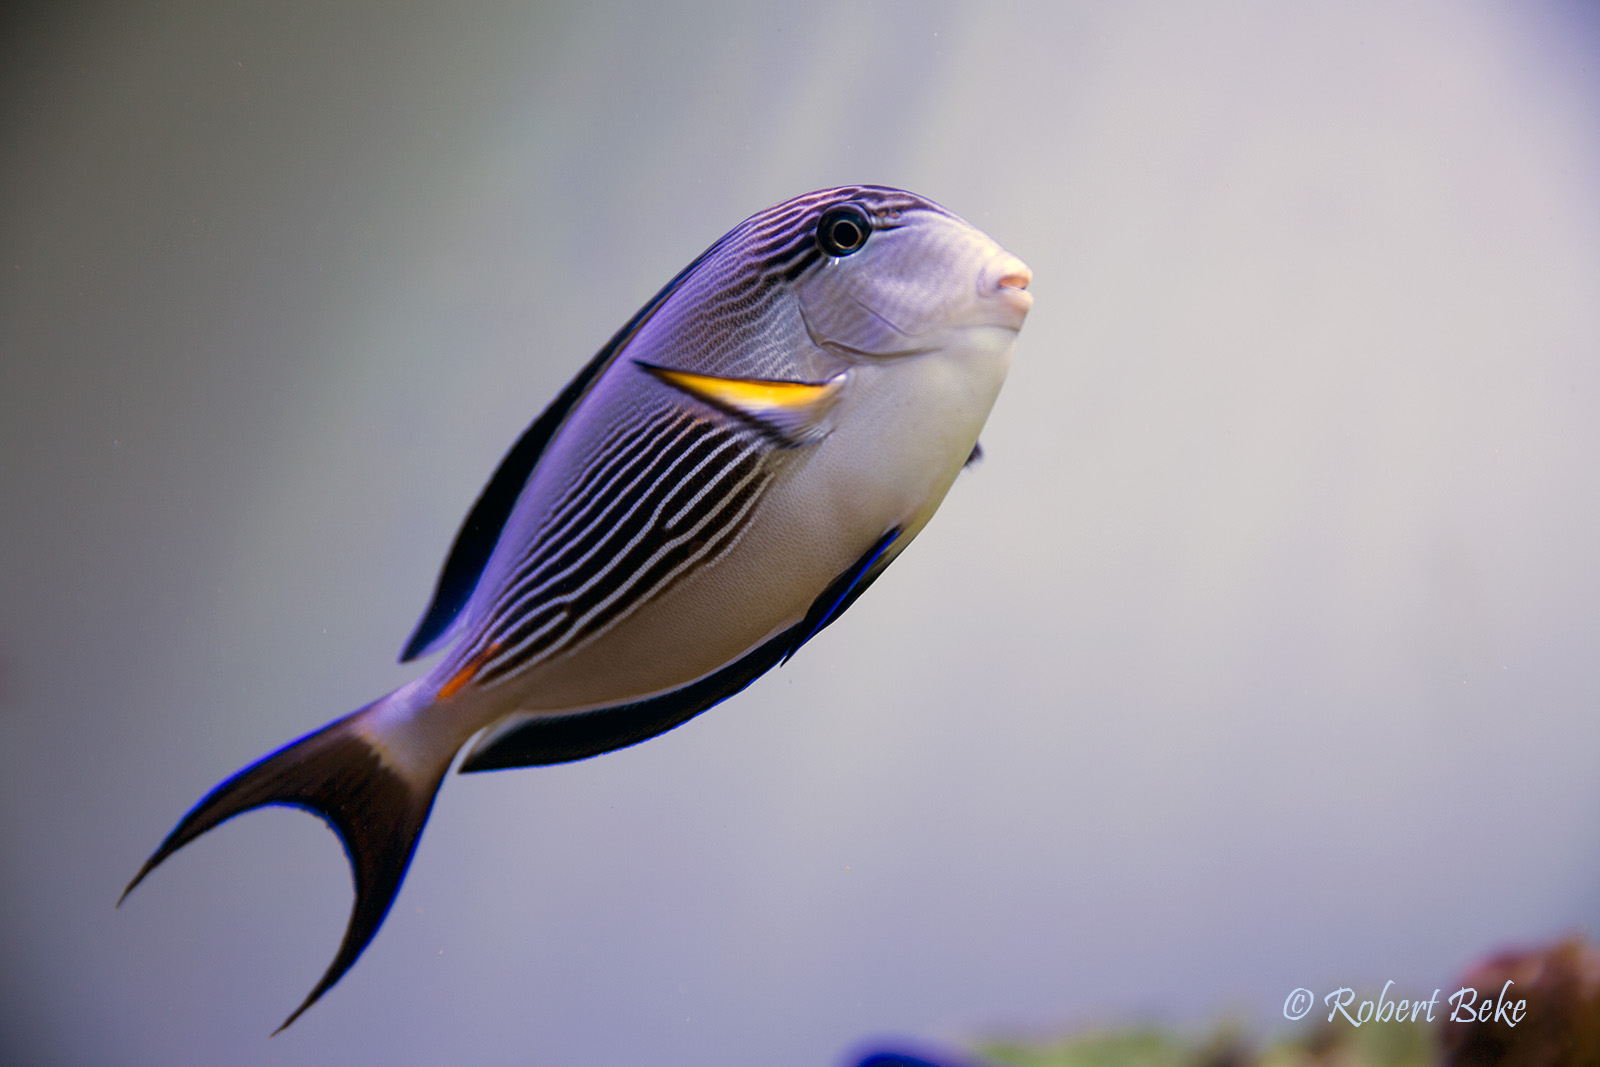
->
xmin=459 ymin=527 xmax=904 ymax=773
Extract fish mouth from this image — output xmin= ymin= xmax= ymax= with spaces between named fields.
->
xmin=981 ymin=252 xmax=1033 ymax=327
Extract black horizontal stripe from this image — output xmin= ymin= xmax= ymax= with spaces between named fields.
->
xmin=490 ymin=443 xmax=758 ymax=672
xmin=457 ymin=413 xmax=703 ymax=676
xmin=476 ymin=415 xmax=771 ymax=684
xmin=541 ymin=414 xmax=667 ymax=533
xmin=484 ymin=418 xmax=725 ymax=661
xmin=781 ymin=247 xmax=822 ymax=283
xmin=495 ymin=412 xmax=698 ymax=610
xmin=497 ymin=432 xmax=753 ymax=663
xmin=559 ymin=456 xmax=768 ymax=655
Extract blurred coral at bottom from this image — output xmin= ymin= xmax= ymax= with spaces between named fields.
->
xmin=848 ymin=936 xmax=1600 ymax=1067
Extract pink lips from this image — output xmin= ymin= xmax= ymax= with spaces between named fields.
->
xmin=998 ymin=262 xmax=1033 ymax=292
xmin=984 ymin=252 xmax=1034 ymax=323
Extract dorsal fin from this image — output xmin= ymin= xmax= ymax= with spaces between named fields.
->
xmin=400 ymin=240 xmax=731 ymax=662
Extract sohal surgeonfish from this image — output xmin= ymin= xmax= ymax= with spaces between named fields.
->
xmin=121 ymin=186 xmax=1033 ymax=1030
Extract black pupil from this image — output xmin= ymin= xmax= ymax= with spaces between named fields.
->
xmin=819 ymin=207 xmax=870 ymax=256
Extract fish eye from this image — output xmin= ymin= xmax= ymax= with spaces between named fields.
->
xmin=816 ymin=205 xmax=871 ymax=257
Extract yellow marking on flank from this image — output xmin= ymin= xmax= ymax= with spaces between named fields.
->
xmin=437 ymin=643 xmax=500 ymax=700
xmin=645 ymin=365 xmax=842 ymax=414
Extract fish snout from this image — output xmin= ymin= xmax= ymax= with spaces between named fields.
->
xmin=979 ymin=251 xmax=1033 ymax=326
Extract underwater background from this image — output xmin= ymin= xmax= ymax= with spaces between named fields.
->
xmin=3 ymin=2 xmax=1599 ymax=1064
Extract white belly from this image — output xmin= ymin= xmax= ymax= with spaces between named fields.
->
xmin=496 ymin=324 xmax=1017 ymax=714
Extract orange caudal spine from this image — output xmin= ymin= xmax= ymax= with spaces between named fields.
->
xmin=437 ymin=643 xmax=500 ymax=700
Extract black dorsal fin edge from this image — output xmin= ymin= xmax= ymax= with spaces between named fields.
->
xmin=399 ymin=236 xmax=737 ymax=662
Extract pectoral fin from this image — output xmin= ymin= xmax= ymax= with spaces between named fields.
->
xmin=637 ymin=362 xmax=847 ymax=446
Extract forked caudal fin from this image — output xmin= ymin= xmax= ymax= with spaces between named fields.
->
xmin=118 ymin=699 xmax=450 ymax=1034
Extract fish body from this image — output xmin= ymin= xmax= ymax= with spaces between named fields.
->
xmin=122 ymin=186 xmax=1032 ymax=1030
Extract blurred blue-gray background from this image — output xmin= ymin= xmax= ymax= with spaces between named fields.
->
xmin=3 ymin=2 xmax=1598 ymax=1064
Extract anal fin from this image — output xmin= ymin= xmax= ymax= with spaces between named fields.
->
xmin=459 ymin=526 xmax=904 ymax=773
